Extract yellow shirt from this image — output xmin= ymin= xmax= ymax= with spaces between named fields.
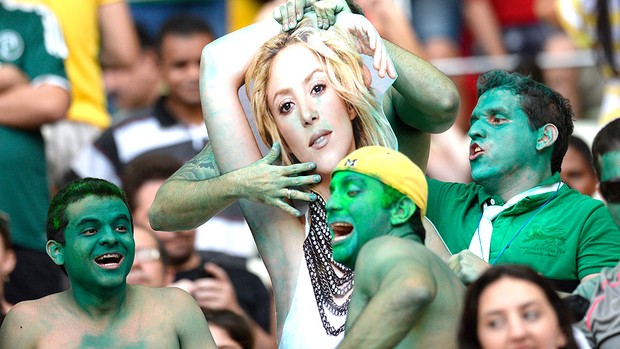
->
xmin=19 ymin=0 xmax=118 ymax=129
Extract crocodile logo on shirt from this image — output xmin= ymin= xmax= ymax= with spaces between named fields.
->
xmin=519 ymin=225 xmax=566 ymax=256
xmin=0 ymin=29 xmax=24 ymax=62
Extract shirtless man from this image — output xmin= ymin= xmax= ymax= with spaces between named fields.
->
xmin=326 ymin=146 xmax=464 ymax=349
xmin=0 ymin=178 xmax=216 ymax=349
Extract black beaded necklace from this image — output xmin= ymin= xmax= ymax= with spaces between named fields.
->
xmin=303 ymin=195 xmax=354 ymax=336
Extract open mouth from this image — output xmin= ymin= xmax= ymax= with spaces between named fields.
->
xmin=469 ymin=143 xmax=484 ymax=160
xmin=331 ymin=222 xmax=353 ymax=242
xmin=94 ymin=253 xmax=124 ymax=269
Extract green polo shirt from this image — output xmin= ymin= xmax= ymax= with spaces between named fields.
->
xmin=427 ymin=173 xmax=620 ymax=291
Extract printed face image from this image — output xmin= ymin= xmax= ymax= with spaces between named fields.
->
xmin=477 ymin=277 xmax=566 ymax=349
xmin=327 ymin=171 xmax=392 ymax=268
xmin=267 ymin=43 xmax=356 ymax=175
xmin=468 ymin=88 xmax=539 ymax=187
xmin=61 ymin=196 xmax=135 ymax=289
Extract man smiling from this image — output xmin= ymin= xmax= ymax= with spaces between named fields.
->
xmin=0 ymin=178 xmax=216 ymax=349
xmin=426 ymin=70 xmax=620 ymax=293
xmin=327 ymin=146 xmax=464 ymax=349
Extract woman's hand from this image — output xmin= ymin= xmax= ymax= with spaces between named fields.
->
xmin=233 ymin=142 xmax=321 ymax=217
xmin=333 ymin=12 xmax=396 ymax=78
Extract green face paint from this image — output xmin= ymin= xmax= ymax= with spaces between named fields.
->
xmin=327 ymin=171 xmax=392 ymax=269
xmin=468 ymin=88 xmax=540 ymax=189
xmin=598 ymin=150 xmax=620 ymax=226
xmin=61 ymin=196 xmax=135 ymax=290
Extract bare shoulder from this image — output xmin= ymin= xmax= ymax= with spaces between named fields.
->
xmin=132 ymin=285 xmax=197 ymax=310
xmin=0 ymin=295 xmax=62 ymax=348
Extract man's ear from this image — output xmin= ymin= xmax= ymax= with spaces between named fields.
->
xmin=46 ymin=240 xmax=64 ymax=266
xmin=390 ymin=196 xmax=416 ymax=226
xmin=536 ymin=123 xmax=558 ymax=151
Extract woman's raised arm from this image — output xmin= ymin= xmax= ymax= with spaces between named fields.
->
xmin=149 ymin=21 xmax=319 ymax=231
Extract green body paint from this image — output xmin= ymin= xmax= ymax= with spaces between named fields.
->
xmin=469 ymin=88 xmax=550 ymax=198
xmin=61 ymin=196 xmax=134 ymax=296
xmin=327 ymin=171 xmax=395 ymax=268
xmin=599 ymin=150 xmax=620 ymax=226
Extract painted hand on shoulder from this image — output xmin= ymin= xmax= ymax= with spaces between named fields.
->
xmin=447 ymin=250 xmax=491 ymax=284
xmin=236 ymin=142 xmax=320 ymax=217
xmin=334 ymin=13 xmax=396 ymax=79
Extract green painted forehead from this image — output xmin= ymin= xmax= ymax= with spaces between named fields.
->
xmin=599 ymin=150 xmax=620 ymax=181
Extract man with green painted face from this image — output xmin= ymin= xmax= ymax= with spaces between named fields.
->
xmin=426 ymin=69 xmax=620 ymax=293
xmin=592 ymin=118 xmax=620 ymax=227
xmin=568 ymin=118 xmax=620 ymax=349
xmin=327 ymin=146 xmax=464 ymax=349
xmin=0 ymin=178 xmax=217 ymax=349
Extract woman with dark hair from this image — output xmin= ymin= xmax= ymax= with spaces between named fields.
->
xmin=204 ymin=309 xmax=254 ymax=349
xmin=459 ymin=264 xmax=579 ymax=349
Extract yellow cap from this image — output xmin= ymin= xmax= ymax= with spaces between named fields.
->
xmin=333 ymin=146 xmax=427 ymax=215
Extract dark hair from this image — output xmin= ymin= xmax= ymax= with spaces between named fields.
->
xmin=477 ymin=70 xmax=574 ymax=173
xmin=381 ymin=186 xmax=426 ymax=242
xmin=155 ymin=14 xmax=214 ymax=56
xmin=592 ymin=118 xmax=620 ymax=180
xmin=47 ymin=178 xmax=131 ymax=245
xmin=458 ymin=264 xmax=578 ymax=349
xmin=596 ymin=0 xmax=618 ymax=76
xmin=135 ymin=22 xmax=156 ymax=51
xmin=121 ymin=153 xmax=183 ymax=213
xmin=203 ymin=309 xmax=255 ymax=349
xmin=0 ymin=210 xmax=13 ymax=251
xmin=568 ymin=135 xmax=596 ymax=175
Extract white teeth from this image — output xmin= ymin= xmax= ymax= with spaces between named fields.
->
xmin=333 ymin=235 xmax=347 ymax=242
xmin=475 ymin=146 xmax=481 ymax=153
xmin=314 ymin=135 xmax=326 ymax=145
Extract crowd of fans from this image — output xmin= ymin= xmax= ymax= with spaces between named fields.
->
xmin=1 ymin=0 xmax=619 ymax=348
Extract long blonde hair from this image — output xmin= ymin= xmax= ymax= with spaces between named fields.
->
xmin=245 ymin=18 xmax=396 ymax=165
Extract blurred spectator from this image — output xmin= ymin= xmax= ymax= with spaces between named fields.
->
xmin=557 ymin=0 xmax=620 ymax=125
xmin=0 ymin=0 xmax=70 ymax=303
xmin=104 ymin=23 xmax=161 ymax=124
xmin=65 ymin=14 xmax=257 ymax=259
xmin=16 ymin=0 xmax=140 ymax=191
xmin=122 ymin=153 xmax=276 ymax=349
xmin=592 ymin=118 xmax=620 ymax=226
xmin=561 ymin=135 xmax=599 ymax=197
xmin=126 ymin=224 xmax=175 ymax=287
xmin=0 ymin=211 xmax=16 ymax=325
xmin=64 ymin=14 xmax=211 ymax=187
xmin=205 ymin=309 xmax=255 ymax=349
xmin=463 ymin=0 xmax=582 ymax=119
xmin=128 ymin=0 xmax=227 ymax=39
xmin=404 ymin=0 xmax=462 ymax=59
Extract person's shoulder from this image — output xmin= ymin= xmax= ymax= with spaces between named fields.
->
xmin=0 ymin=295 xmax=60 ymax=345
xmin=132 ymin=285 xmax=197 ymax=308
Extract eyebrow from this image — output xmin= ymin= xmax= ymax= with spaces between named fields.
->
xmin=75 ymin=213 xmax=130 ymax=226
xmin=484 ymin=107 xmax=508 ymax=117
xmin=270 ymin=68 xmax=323 ymax=106
xmin=481 ymin=300 xmax=540 ymax=317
